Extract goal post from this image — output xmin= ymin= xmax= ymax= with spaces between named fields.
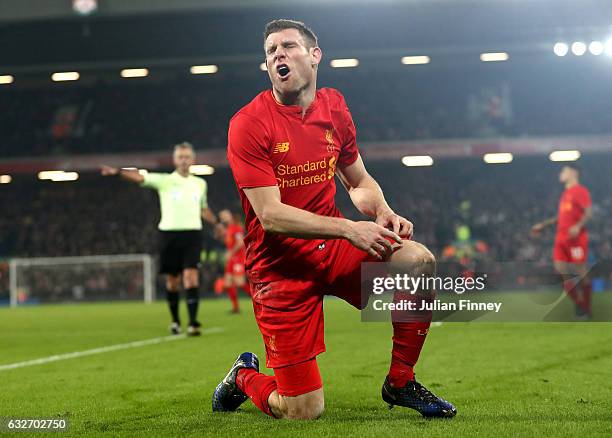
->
xmin=9 ymin=254 xmax=155 ymax=307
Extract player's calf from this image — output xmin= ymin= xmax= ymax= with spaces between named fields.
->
xmin=384 ymin=241 xmax=451 ymax=416
xmin=269 ymin=357 xmax=324 ymax=419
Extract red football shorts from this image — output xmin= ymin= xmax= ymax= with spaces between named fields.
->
xmin=553 ymin=234 xmax=588 ymax=264
xmin=248 ymin=238 xmax=386 ymax=371
xmin=274 ymin=358 xmax=322 ymax=397
xmin=225 ymin=252 xmax=246 ymax=275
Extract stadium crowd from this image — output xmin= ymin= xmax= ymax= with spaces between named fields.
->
xmin=2 ymin=67 xmax=611 ymax=297
xmin=1 ymin=156 xmax=610 ymax=264
xmin=1 ymin=63 xmax=611 ymax=158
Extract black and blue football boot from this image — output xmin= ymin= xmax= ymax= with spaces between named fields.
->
xmin=382 ymin=376 xmax=457 ymax=418
xmin=212 ymin=352 xmax=259 ymax=412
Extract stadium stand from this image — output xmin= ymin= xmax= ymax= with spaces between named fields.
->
xmin=1 ymin=156 xmax=610 ymax=265
xmin=1 ymin=62 xmax=612 ymax=157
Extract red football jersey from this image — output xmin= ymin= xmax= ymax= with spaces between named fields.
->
xmin=227 ymin=88 xmax=359 ymax=282
xmin=557 ymin=184 xmax=591 ymax=239
xmin=225 ymin=223 xmax=245 ymax=252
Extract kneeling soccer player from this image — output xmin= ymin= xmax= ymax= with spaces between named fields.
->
xmin=212 ymin=19 xmax=456 ymax=419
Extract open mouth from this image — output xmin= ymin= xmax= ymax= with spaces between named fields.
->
xmin=277 ymin=64 xmax=291 ymax=79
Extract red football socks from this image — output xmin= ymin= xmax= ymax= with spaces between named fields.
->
xmin=563 ymin=279 xmax=582 ymax=308
xmin=388 ymin=321 xmax=430 ymax=387
xmin=226 ymin=286 xmax=239 ymax=312
xmin=387 ymin=287 xmax=432 ymax=388
xmin=236 ymin=368 xmax=277 ymax=417
xmin=581 ymin=281 xmax=592 ymax=314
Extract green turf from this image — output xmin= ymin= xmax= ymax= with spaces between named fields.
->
xmin=1 ymin=298 xmax=612 ymax=437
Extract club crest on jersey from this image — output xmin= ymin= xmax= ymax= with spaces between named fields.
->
xmin=325 ymin=129 xmax=335 ymax=152
xmin=273 ymin=142 xmax=290 ymax=153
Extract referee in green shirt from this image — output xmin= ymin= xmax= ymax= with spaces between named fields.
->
xmin=101 ymin=142 xmax=217 ymax=336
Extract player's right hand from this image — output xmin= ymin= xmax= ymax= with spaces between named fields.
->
xmin=100 ymin=165 xmax=119 ymax=176
xmin=530 ymin=223 xmax=544 ymax=237
xmin=346 ymin=221 xmax=402 ymax=260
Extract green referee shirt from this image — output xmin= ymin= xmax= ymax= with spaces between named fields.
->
xmin=141 ymin=171 xmax=208 ymax=231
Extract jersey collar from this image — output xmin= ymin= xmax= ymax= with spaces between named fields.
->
xmin=269 ymin=89 xmax=320 ymax=117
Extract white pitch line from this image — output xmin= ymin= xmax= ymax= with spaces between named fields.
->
xmin=0 ymin=327 xmax=224 ymax=372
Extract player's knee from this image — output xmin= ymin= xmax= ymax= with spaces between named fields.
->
xmin=182 ymin=270 xmax=199 ymax=289
xmin=392 ymin=241 xmax=436 ymax=277
xmin=288 ymin=405 xmax=324 ymax=420
xmin=166 ymin=275 xmax=181 ymax=291
xmin=283 ymin=396 xmax=324 ymax=420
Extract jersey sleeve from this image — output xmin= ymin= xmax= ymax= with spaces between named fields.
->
xmin=141 ymin=172 xmax=166 ymax=190
xmin=200 ymin=178 xmax=208 ymax=209
xmin=576 ymin=188 xmax=592 ymax=210
xmin=227 ymin=113 xmax=277 ymax=189
xmin=336 ymin=92 xmax=360 ymax=168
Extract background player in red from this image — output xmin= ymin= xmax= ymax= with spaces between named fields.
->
xmin=217 ymin=209 xmax=249 ymax=313
xmin=532 ymin=163 xmax=593 ymax=319
xmin=212 ymin=19 xmax=456 ymax=419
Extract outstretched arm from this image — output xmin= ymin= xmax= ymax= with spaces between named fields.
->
xmin=336 ymin=154 xmax=413 ymax=239
xmin=243 ymin=185 xmax=401 ymax=259
xmin=531 ymin=216 xmax=557 ymax=236
xmin=100 ymin=165 xmax=144 ymax=184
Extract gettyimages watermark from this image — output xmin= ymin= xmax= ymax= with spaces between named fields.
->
xmin=370 ymin=273 xmax=496 ymax=312
xmin=360 ymin=260 xmax=612 ymax=322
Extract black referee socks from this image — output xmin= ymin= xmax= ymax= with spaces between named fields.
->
xmin=186 ymin=287 xmax=200 ymax=325
xmin=167 ymin=288 xmax=199 ymax=326
xmin=166 ymin=289 xmax=180 ymax=324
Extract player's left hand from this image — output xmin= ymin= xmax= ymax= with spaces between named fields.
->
xmin=568 ymin=224 xmax=581 ymax=238
xmin=530 ymin=223 xmax=543 ymax=237
xmin=375 ymin=209 xmax=413 ymax=240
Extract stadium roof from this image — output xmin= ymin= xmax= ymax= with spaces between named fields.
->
xmin=1 ymin=0 xmax=611 ymax=71
xmin=2 ymin=0 xmax=593 ymax=23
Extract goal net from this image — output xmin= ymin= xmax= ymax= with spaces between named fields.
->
xmin=9 ymin=254 xmax=154 ymax=307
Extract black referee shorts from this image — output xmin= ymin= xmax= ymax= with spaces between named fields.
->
xmin=158 ymin=230 xmax=203 ymax=275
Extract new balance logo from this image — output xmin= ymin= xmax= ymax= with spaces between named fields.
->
xmin=273 ymin=142 xmax=290 ymax=153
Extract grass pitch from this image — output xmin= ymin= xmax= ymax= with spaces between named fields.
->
xmin=1 ymin=297 xmax=612 ymax=437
